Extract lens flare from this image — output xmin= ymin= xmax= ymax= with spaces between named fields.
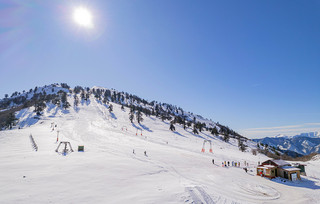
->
xmin=73 ymin=7 xmax=93 ymax=28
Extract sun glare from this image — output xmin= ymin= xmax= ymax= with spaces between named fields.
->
xmin=73 ymin=7 xmax=93 ymax=28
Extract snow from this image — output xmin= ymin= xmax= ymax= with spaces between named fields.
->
xmin=281 ymin=166 xmax=302 ymax=172
xmin=263 ymin=165 xmax=276 ymax=168
xmin=1 ymin=95 xmax=320 ymax=203
xmin=272 ymin=160 xmax=290 ymax=166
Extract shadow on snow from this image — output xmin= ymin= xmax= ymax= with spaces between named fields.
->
xmin=271 ymin=177 xmax=320 ymax=190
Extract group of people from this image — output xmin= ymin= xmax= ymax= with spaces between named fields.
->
xmin=212 ymin=159 xmax=250 ymax=168
xmin=221 ymin=161 xmax=241 ymax=167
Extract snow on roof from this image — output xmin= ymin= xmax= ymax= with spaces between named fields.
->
xmin=280 ymin=166 xmax=301 ymax=171
xmin=264 ymin=165 xmax=276 ymax=168
xmin=292 ymin=163 xmax=306 ymax=166
xmin=272 ymin=160 xmax=290 ymax=166
xmin=258 ymin=165 xmax=275 ymax=169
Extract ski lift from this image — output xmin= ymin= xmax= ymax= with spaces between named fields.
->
xmin=135 ymin=129 xmax=142 ymax=136
xmin=55 ymin=141 xmax=74 ymax=156
xmin=201 ymin=140 xmax=213 ymax=153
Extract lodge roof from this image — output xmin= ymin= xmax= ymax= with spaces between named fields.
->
xmin=280 ymin=166 xmax=301 ymax=172
xmin=264 ymin=165 xmax=276 ymax=168
xmin=272 ymin=160 xmax=290 ymax=166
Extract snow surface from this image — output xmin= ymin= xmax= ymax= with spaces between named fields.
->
xmin=1 ymin=96 xmax=320 ymax=203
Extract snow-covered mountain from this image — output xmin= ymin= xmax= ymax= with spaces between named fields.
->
xmin=1 ymin=83 xmax=320 ymax=203
xmin=254 ymin=132 xmax=320 ymax=156
xmin=0 ymin=83 xmax=242 ymax=139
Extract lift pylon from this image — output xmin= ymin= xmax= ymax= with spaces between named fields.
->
xmin=55 ymin=141 xmax=74 ymax=155
xmin=135 ymin=129 xmax=142 ymax=136
xmin=201 ymin=140 xmax=213 ymax=153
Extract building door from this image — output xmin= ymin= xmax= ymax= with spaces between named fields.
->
xmin=284 ymin=171 xmax=288 ymax=179
xmin=291 ymin=173 xmax=297 ymax=181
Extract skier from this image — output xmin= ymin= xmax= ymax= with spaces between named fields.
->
xmin=133 ymin=149 xmax=135 ymax=154
xmin=244 ymin=167 xmax=248 ymax=173
xmin=212 ymin=159 xmax=214 ymax=164
xmin=144 ymin=151 xmax=147 ymax=156
xmin=228 ymin=161 xmax=230 ymax=166
xmin=232 ymin=161 xmax=234 ymax=166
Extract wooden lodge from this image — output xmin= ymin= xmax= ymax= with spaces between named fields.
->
xmin=257 ymin=159 xmax=302 ymax=181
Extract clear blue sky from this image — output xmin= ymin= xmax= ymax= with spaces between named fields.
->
xmin=1 ymin=0 xmax=319 ymax=138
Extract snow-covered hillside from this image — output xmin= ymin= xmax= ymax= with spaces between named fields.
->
xmin=1 ymin=93 xmax=320 ymax=203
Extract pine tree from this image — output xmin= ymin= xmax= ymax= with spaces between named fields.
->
xmin=5 ymin=112 xmax=17 ymax=129
xmin=196 ymin=122 xmax=205 ymax=132
xmin=192 ymin=124 xmax=199 ymax=134
xmin=74 ymin=94 xmax=79 ymax=107
xmin=183 ymin=120 xmax=186 ymax=130
xmin=161 ymin=114 xmax=167 ymax=121
xmin=169 ymin=123 xmax=175 ymax=131
xmin=61 ymin=92 xmax=70 ymax=109
xmin=108 ymin=104 xmax=113 ymax=112
xmin=136 ymin=110 xmax=143 ymax=124
xmin=85 ymin=93 xmax=90 ymax=101
xmin=80 ymin=91 xmax=85 ymax=101
xmin=223 ymin=133 xmax=230 ymax=142
xmin=211 ymin=127 xmax=218 ymax=136
xmin=129 ymin=108 xmax=134 ymax=123
xmin=238 ymin=139 xmax=247 ymax=152
xmin=34 ymin=101 xmax=46 ymax=115
xmin=182 ymin=115 xmax=187 ymax=130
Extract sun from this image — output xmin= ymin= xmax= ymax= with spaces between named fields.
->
xmin=73 ymin=7 xmax=93 ymax=28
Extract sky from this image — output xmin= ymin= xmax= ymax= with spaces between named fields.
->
xmin=0 ymin=0 xmax=319 ymax=138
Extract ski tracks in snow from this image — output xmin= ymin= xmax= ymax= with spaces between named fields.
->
xmin=185 ymin=186 xmax=214 ymax=204
xmin=185 ymin=186 xmax=240 ymax=204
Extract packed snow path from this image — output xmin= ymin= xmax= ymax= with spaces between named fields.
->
xmin=1 ymin=99 xmax=320 ymax=203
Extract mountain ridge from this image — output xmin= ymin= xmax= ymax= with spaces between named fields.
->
xmin=254 ymin=132 xmax=320 ymax=156
xmin=0 ymin=83 xmax=244 ymax=141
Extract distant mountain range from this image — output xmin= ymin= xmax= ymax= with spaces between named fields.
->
xmin=253 ymin=132 xmax=320 ymax=156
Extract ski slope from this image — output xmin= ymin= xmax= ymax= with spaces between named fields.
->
xmin=1 ymin=96 xmax=320 ymax=203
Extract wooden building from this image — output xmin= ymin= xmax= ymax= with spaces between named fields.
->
xmin=257 ymin=165 xmax=277 ymax=179
xmin=279 ymin=166 xmax=301 ymax=181
xmin=257 ymin=159 xmax=301 ymax=181
xmin=292 ymin=163 xmax=307 ymax=176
